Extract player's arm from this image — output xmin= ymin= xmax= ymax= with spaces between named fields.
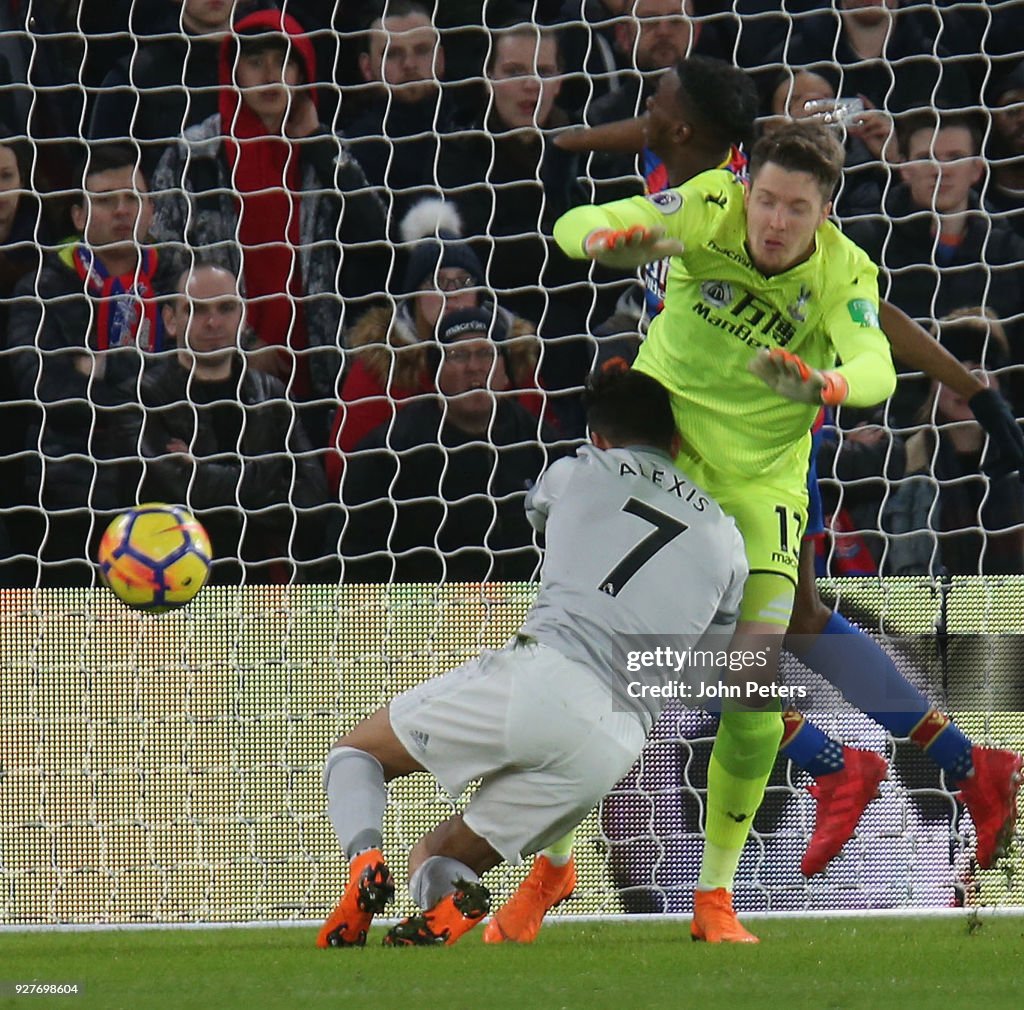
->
xmin=880 ymin=300 xmax=1024 ymax=476
xmin=553 ymin=192 xmax=688 ymax=269
xmin=821 ymin=290 xmax=897 ymax=407
xmin=553 ymin=118 xmax=645 ymax=155
xmin=524 ymin=456 xmax=577 ymax=533
xmin=750 ymin=272 xmax=895 ymax=408
xmin=880 ymin=301 xmax=982 ymax=397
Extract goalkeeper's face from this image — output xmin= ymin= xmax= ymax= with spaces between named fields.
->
xmin=744 ymin=163 xmax=831 ymax=276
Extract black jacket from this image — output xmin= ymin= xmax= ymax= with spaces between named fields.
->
xmin=844 ymin=186 xmax=1024 ymax=332
xmin=140 ymin=358 xmax=329 ymax=532
xmin=87 ymin=26 xmax=223 ymax=176
xmin=435 ymin=116 xmax=596 ymax=337
xmin=345 ymin=93 xmax=461 ymax=232
xmin=775 ymin=9 xmax=972 ymax=113
xmin=341 ymin=397 xmax=561 ymax=583
xmin=6 ymin=249 xmax=163 ymax=508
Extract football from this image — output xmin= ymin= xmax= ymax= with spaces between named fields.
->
xmin=97 ymin=503 xmax=213 ymax=613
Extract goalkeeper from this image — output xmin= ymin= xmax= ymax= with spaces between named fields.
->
xmin=548 ymin=118 xmax=897 ymax=943
xmin=317 ymin=368 xmax=748 ymax=947
xmin=489 ymin=59 xmax=1024 ymax=947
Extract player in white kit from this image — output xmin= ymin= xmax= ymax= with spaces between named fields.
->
xmin=317 ymin=368 xmax=748 ymax=947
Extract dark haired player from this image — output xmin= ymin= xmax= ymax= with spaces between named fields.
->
xmin=317 ymin=369 xmax=748 ymax=947
xmin=488 ymin=57 xmax=1024 ymax=946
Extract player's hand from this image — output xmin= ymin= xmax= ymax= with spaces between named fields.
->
xmin=969 ymin=386 xmax=1024 ymax=478
xmin=748 ymin=348 xmax=849 ymax=407
xmin=583 ymin=225 xmax=683 ymax=269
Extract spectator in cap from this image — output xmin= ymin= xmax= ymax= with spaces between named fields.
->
xmin=339 ymin=305 xmax=566 ymax=584
xmin=324 ymin=199 xmax=552 ymax=494
xmin=985 ymin=61 xmax=1024 ymax=241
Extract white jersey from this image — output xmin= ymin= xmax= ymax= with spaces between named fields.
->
xmin=520 ymin=444 xmax=747 ymax=725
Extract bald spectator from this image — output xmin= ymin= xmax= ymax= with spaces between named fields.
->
xmin=140 ymin=263 xmax=330 ymax=584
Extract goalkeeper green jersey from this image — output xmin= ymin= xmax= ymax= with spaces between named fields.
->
xmin=554 ymin=170 xmax=896 ymax=493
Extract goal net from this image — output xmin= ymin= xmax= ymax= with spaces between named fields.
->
xmin=1 ymin=3 xmax=1023 ymax=925
xmin=2 ymin=578 xmax=1022 ymax=925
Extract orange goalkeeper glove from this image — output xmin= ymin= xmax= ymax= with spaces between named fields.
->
xmin=583 ymin=225 xmax=683 ymax=269
xmin=748 ymin=348 xmax=849 ymax=407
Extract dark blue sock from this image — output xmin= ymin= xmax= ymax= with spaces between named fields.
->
xmin=780 ymin=713 xmax=846 ymax=777
xmin=799 ymin=611 xmax=973 ymax=779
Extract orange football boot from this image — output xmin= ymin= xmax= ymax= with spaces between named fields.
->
xmin=690 ymin=888 xmax=759 ymax=944
xmin=383 ymin=879 xmax=491 ymax=947
xmin=482 ymin=855 xmax=577 ymax=944
xmin=317 ymin=848 xmax=395 ymax=948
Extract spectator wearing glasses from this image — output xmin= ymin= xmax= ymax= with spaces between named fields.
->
xmin=339 ymin=306 xmax=563 ymax=584
xmin=324 ymin=199 xmax=551 ymax=495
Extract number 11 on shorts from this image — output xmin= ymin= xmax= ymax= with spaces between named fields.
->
xmin=775 ymin=504 xmax=803 ymax=558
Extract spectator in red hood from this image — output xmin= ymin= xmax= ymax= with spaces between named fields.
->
xmin=150 ymin=8 xmax=390 ymax=423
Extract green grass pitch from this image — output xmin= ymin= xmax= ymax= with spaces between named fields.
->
xmin=2 ymin=917 xmax=1022 ymax=1010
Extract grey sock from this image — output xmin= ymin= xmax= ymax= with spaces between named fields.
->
xmin=323 ymin=746 xmax=386 ymax=858
xmin=409 ymin=856 xmax=479 ymax=911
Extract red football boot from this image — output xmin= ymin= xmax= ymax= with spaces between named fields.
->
xmin=801 ymin=747 xmax=888 ymax=876
xmin=958 ymin=747 xmax=1024 ymax=869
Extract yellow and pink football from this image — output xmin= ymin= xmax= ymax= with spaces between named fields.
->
xmin=98 ymin=503 xmax=212 ymax=613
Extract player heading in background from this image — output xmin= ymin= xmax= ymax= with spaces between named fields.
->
xmin=317 ymin=368 xmax=747 ymax=948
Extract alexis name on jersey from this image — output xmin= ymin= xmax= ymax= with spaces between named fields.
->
xmin=616 ymin=457 xmax=709 ymax=513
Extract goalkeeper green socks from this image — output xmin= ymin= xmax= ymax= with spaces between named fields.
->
xmin=698 ymin=702 xmax=783 ymax=891
xmin=541 ymin=828 xmax=577 ymax=867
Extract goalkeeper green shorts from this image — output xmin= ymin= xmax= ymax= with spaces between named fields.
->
xmin=713 ymin=482 xmax=807 ymax=627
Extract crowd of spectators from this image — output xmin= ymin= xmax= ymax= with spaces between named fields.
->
xmin=0 ymin=0 xmax=1023 ymax=585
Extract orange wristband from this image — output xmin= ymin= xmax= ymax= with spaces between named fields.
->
xmin=820 ymin=371 xmax=849 ymax=407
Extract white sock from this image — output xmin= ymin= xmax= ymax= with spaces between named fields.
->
xmin=323 ymin=746 xmax=386 ymax=858
xmin=409 ymin=856 xmax=478 ymax=910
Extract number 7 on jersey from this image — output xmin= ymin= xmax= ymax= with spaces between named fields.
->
xmin=599 ymin=498 xmax=689 ymax=597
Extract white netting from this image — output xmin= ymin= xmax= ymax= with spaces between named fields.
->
xmin=1 ymin=580 xmax=1023 ymax=925
xmin=0 ymin=2 xmax=1023 ymax=924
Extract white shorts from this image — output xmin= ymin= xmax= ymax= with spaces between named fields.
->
xmin=388 ymin=638 xmax=646 ymax=864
